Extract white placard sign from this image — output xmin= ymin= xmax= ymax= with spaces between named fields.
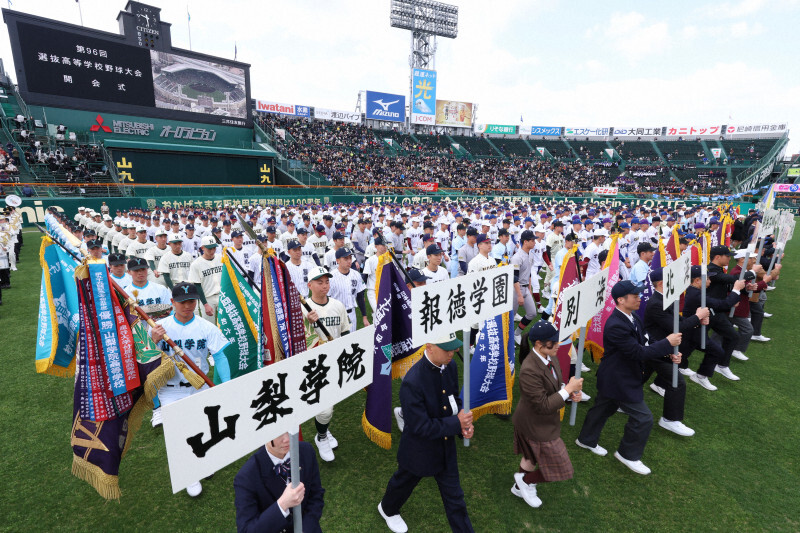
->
xmin=662 ymin=254 xmax=692 ymax=309
xmin=410 ymin=265 xmax=514 ymax=346
xmin=558 ymin=268 xmax=609 ymax=342
xmin=761 ymin=209 xmax=780 ymax=236
xmin=162 ymin=326 xmax=375 ymax=493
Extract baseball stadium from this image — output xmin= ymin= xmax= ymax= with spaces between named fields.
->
xmin=0 ymin=1 xmax=798 ymax=533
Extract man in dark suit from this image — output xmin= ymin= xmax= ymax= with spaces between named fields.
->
xmin=576 ymin=280 xmax=682 ymax=475
xmin=378 ymin=332 xmax=474 ymax=533
xmin=705 ymin=245 xmax=743 ymax=379
xmin=234 ymin=432 xmax=325 ymax=533
xmin=643 ymin=269 xmax=709 ymax=436
xmin=683 ymin=264 xmax=746 ymax=386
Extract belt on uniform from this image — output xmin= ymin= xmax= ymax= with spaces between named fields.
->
xmin=167 ymin=381 xmax=192 ymax=388
xmin=346 ymin=308 xmax=354 ymax=314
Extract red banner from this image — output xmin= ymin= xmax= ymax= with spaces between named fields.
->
xmin=414 ymin=181 xmax=438 ymax=192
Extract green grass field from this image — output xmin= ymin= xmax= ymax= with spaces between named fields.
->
xmin=181 ymin=85 xmax=226 ymax=103
xmin=2 ymin=228 xmax=799 ymax=532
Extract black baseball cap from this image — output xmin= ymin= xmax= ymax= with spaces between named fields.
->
xmin=426 ymin=244 xmax=443 ymax=256
xmin=296 ymin=227 xmax=308 ymax=235
xmin=611 ymin=280 xmax=644 ymax=300
xmin=127 ymin=257 xmax=148 ymax=271
xmin=231 ymin=230 xmax=243 ymax=238
xmin=710 ymin=245 xmax=734 ymax=258
xmin=408 ymin=268 xmax=428 ymax=283
xmin=520 ymin=230 xmax=535 ymax=243
xmin=86 ymin=239 xmax=102 ymax=249
xmin=108 ymin=253 xmax=126 ymax=266
xmin=287 ymin=240 xmax=302 ymax=250
xmin=171 ymin=282 xmax=200 ymax=302
xmin=637 ymin=242 xmax=656 ymax=254
xmin=466 ymin=227 xmax=478 ymax=237
xmin=335 ymin=247 xmax=353 ymax=259
xmin=333 ymin=231 xmax=345 ymax=240
xmin=650 ymin=269 xmax=664 ymax=282
xmin=497 ymin=228 xmax=509 ymax=237
xmin=527 ymin=320 xmax=559 ymax=343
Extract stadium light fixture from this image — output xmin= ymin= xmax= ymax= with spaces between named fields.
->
xmin=390 ymin=0 xmax=459 ymax=39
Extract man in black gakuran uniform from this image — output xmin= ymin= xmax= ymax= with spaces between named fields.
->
xmin=704 ymin=246 xmax=745 ymax=381
xmin=377 ymin=332 xmax=475 ymax=533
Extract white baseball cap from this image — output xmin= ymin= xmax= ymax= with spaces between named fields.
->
xmin=168 ymin=233 xmax=183 ymax=243
xmin=154 ymin=228 xmax=168 ymax=237
xmin=594 ymin=228 xmax=609 ymax=237
xmin=307 ymin=266 xmax=333 ymax=282
xmin=201 ymin=235 xmax=218 ymax=248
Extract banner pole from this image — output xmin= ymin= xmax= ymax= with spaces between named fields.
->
xmin=672 ymin=300 xmax=680 ymax=388
xmin=748 ymin=236 xmax=766 ymax=299
xmin=462 ymin=329 xmax=471 ymax=448
xmin=568 ymin=326 xmax=587 ymax=426
xmin=730 ymin=250 xmax=750 ymax=318
xmin=289 ymin=428 xmax=302 ymax=533
xmin=700 ymin=238 xmax=707 ymax=349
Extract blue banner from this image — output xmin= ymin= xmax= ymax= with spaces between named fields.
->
xmin=36 ymin=238 xmax=80 ymax=376
xmin=521 ymin=125 xmax=561 ymax=136
xmin=462 ymin=311 xmax=515 ymax=420
xmin=411 ymin=69 xmax=436 ymax=125
xmin=365 ymin=90 xmax=405 ymax=123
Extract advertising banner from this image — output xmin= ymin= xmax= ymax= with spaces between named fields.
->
xmin=520 ymin=125 xmax=560 ymax=136
xmin=475 ymin=124 xmax=516 ymax=135
xmin=665 ymin=125 xmax=721 ymax=136
xmin=611 ymin=127 xmax=664 ymax=137
xmin=787 ymin=169 xmax=800 ymax=178
xmin=592 ymin=186 xmax=618 ymax=195
xmin=254 ymin=100 xmax=310 ymax=117
xmin=413 ymin=181 xmax=438 ymax=192
xmin=313 ymin=107 xmax=360 ymax=123
xmin=564 ymin=126 xmax=610 ymax=137
xmin=411 ymin=68 xmax=437 ymax=125
xmin=435 ymin=99 xmax=473 ymax=128
xmin=726 ymin=123 xmax=788 ymax=135
xmin=711 ymin=148 xmax=723 ymax=159
xmin=365 ymin=91 xmax=405 ymax=123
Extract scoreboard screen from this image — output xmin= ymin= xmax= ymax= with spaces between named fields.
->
xmin=4 ymin=7 xmax=251 ymax=128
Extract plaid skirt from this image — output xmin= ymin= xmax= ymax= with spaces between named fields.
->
xmin=513 ymin=428 xmax=574 ymax=482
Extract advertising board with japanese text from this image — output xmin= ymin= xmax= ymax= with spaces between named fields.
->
xmin=435 ymin=99 xmax=473 ymax=128
xmin=162 ymin=326 xmax=374 ymax=493
xmin=411 ymin=68 xmax=437 ymax=125
xmin=410 ymin=265 xmax=513 ymax=346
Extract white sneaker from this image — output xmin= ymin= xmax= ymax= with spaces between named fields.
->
xmin=751 ymin=335 xmax=771 ymax=342
xmin=678 ymin=367 xmax=696 ymax=377
xmin=649 ymin=383 xmax=665 ymax=397
xmin=151 ymin=407 xmax=162 ymax=428
xmin=186 ymin=481 xmax=202 ymax=497
xmin=378 ymin=502 xmax=408 ymax=533
xmin=766 ymin=286 xmax=776 ymax=291
xmin=314 ymin=434 xmax=335 ymax=462
xmin=581 ymin=363 xmax=590 ymax=373
xmin=575 ymin=438 xmax=607 ymax=456
xmin=394 ymin=406 xmax=405 ymax=432
xmin=538 ymin=305 xmax=547 ymax=314
xmin=580 ymin=392 xmax=591 ymax=402
xmin=614 ymin=451 xmax=651 ymax=475
xmin=715 ymin=365 xmax=740 ymax=381
xmin=515 ymin=313 xmax=523 ymax=322
xmin=690 ymin=373 xmax=718 ymax=391
xmin=514 ymin=329 xmax=522 ymax=345
xmin=659 ymin=417 xmax=695 ymax=437
xmin=616 ymin=407 xmax=626 ymax=414
xmin=763 ymin=312 xmax=773 ymax=317
xmin=512 ymin=473 xmax=542 ymax=508
xmin=731 ymin=350 xmax=749 ymax=361
xmin=326 ymin=430 xmax=338 ymax=449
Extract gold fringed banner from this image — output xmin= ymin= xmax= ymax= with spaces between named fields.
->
xmin=361 ymin=411 xmax=392 ymax=450
xmin=72 ymin=455 xmax=121 ymax=502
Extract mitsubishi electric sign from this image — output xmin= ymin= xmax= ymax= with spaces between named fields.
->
xmin=365 ymin=90 xmax=405 ymax=123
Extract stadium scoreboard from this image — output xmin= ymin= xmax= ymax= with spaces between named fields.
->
xmin=3 ymin=2 xmax=252 ymax=128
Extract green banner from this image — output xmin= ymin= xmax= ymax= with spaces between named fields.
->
xmin=788 ymin=168 xmax=800 ymax=177
xmin=476 ymin=124 xmax=517 ymax=135
xmin=215 ymin=254 xmax=261 ymax=384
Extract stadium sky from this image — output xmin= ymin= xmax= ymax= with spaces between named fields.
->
xmin=1 ymin=0 xmax=798 ymax=156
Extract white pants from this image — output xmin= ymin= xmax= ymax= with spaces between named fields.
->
xmin=197 ymin=294 xmax=219 ymax=324
xmin=514 ymin=286 xmax=538 ymax=324
xmin=367 ymin=289 xmax=377 ymax=319
xmin=347 ymin=309 xmax=357 ymax=333
xmin=315 ymin=407 xmax=334 ymax=426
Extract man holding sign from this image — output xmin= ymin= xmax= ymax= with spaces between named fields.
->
xmin=576 ymin=280 xmax=681 ymax=475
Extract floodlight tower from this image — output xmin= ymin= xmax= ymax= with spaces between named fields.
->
xmin=390 ymin=0 xmax=458 ymax=129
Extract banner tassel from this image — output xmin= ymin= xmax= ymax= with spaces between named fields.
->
xmin=361 ymin=411 xmax=392 ymax=450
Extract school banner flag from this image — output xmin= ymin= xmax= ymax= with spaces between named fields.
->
xmin=72 ymin=268 xmax=174 ymax=500
xmin=363 ymin=253 xmax=424 ymax=449
xmin=586 ymin=235 xmax=620 ymax=361
xmin=36 ymin=236 xmax=80 ymax=376
xmin=551 ymin=249 xmax=580 ymax=380
xmin=462 ymin=311 xmax=515 ymax=421
xmin=665 ymin=226 xmax=680 ymax=264
xmin=216 ymin=253 xmax=261 ymax=384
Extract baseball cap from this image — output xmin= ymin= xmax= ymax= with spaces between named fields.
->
xmin=710 ymin=245 xmax=734 ymax=258
xmin=734 ymin=249 xmax=748 ymax=259
xmin=266 ymin=226 xmax=276 ymax=233
xmin=408 ymin=268 xmax=428 ymax=284
xmin=297 ymin=227 xmax=308 ymax=235
xmin=201 ymin=235 xmax=218 ymax=248
xmin=637 ymin=242 xmax=656 ymax=254
xmin=432 ymin=331 xmax=461 ymax=351
xmin=231 ymin=230 xmax=243 ymax=238
xmin=108 ymin=253 xmax=126 ymax=266
xmin=172 ymin=282 xmax=200 ymax=302
xmin=690 ymin=265 xmax=704 ymax=279
xmin=168 ymin=233 xmax=183 ymax=243
xmin=475 ymin=234 xmax=489 ymax=244
xmin=594 ymin=228 xmax=609 ymax=237
xmin=287 ymin=240 xmax=302 ymax=250
xmin=86 ymin=239 xmax=102 ymax=249
xmin=308 ymin=266 xmax=333 ymax=281
xmin=335 ymin=247 xmax=353 ymax=259
xmin=185 ymin=224 xmax=195 ymax=231
xmin=498 ymin=228 xmax=509 ymax=237
xmin=426 ymin=244 xmax=443 ymax=256
xmin=466 ymin=227 xmax=478 ymax=236
xmin=127 ymin=257 xmax=148 ymax=271
xmin=649 ymin=269 xmax=664 ymax=282
xmin=611 ymin=280 xmax=644 ymax=300
xmin=332 ymin=231 xmax=345 ymax=240
xmin=527 ymin=320 xmax=559 ymax=343
xmin=154 ymin=228 xmax=168 ymax=237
